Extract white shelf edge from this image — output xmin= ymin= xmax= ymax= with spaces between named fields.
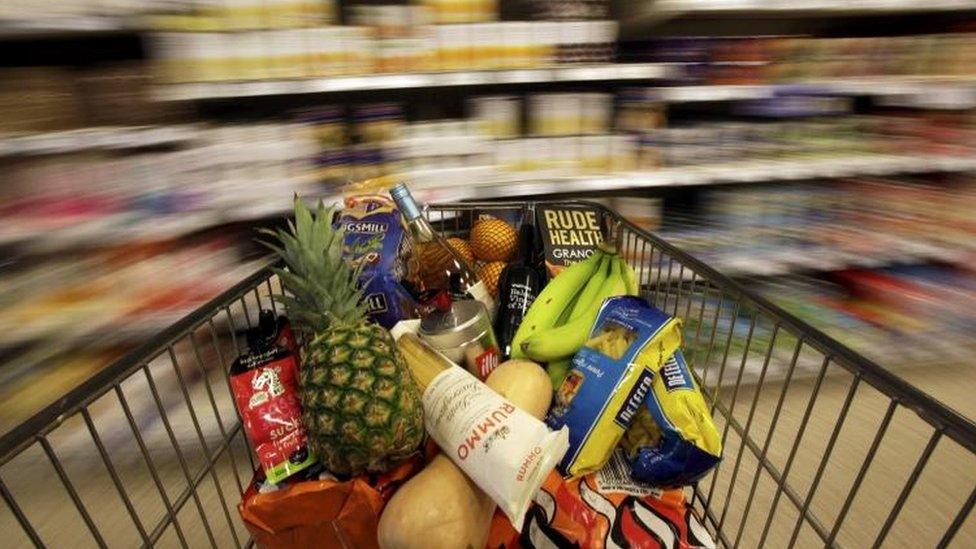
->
xmin=657 ymin=77 xmax=976 ymax=104
xmin=157 ymin=71 xmax=976 ymax=104
xmin=0 ymin=125 xmax=200 ymax=157
xmin=155 ymin=63 xmax=674 ymax=101
xmin=653 ymin=0 xmax=976 ymax=15
xmin=0 ymin=16 xmax=127 ymax=36
xmin=470 ymin=154 xmax=976 ymax=198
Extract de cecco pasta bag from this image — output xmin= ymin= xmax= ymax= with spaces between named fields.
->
xmin=622 ymin=349 xmax=722 ymax=487
xmin=547 ymin=296 xmax=683 ymax=477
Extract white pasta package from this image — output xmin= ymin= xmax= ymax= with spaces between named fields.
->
xmin=422 ymin=366 xmax=569 ymax=529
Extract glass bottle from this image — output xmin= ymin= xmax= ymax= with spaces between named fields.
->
xmin=389 ymin=183 xmax=496 ymax=315
xmin=494 ymin=203 xmax=544 ymax=359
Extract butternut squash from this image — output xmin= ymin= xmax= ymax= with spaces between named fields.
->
xmin=483 ymin=359 xmax=553 ymax=419
xmin=377 ymin=352 xmax=552 ymax=549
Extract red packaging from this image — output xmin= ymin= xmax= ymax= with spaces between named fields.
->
xmin=485 ymin=463 xmax=714 ymax=549
xmin=230 ymin=311 xmax=316 ymax=484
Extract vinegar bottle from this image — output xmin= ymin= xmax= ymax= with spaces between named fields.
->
xmin=389 ymin=183 xmax=496 ymax=315
xmin=494 ymin=203 xmax=543 ymax=359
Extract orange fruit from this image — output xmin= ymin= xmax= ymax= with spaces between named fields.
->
xmin=478 ymin=261 xmax=507 ymax=298
xmin=446 ymin=237 xmax=475 ymax=266
xmin=470 ymin=218 xmax=517 ymax=262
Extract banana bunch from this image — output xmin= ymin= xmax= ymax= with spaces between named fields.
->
xmin=513 ymin=244 xmax=639 ymax=383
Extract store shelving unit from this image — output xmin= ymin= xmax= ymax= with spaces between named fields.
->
xmin=407 ymin=153 xmax=976 ymax=202
xmin=4 ymin=0 xmax=976 ymax=439
xmin=651 ymin=0 xmax=976 ymax=16
xmin=654 ymin=77 xmax=976 ymax=104
xmin=0 ymin=16 xmax=128 ymax=37
xmin=0 ymin=125 xmax=199 ymax=156
xmin=156 ymin=69 xmax=976 ymax=103
xmin=155 ymin=63 xmax=675 ymax=101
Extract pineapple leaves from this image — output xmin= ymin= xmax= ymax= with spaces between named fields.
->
xmin=293 ymin=196 xmax=314 ymax=244
xmin=258 ymin=195 xmax=370 ymax=332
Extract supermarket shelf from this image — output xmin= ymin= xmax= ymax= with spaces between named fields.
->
xmin=635 ymin=244 xmax=972 ymax=282
xmin=467 ymin=153 xmax=976 ymax=199
xmin=0 ymin=257 xmax=268 ymax=363
xmin=155 ymin=63 xmax=675 ymax=101
xmin=0 ymin=16 xmax=129 ymax=38
xmin=10 ymin=153 xmax=974 ymax=253
xmin=655 ymin=77 xmax=976 ymax=103
xmin=652 ymin=0 xmax=976 ymax=16
xmin=0 ymin=125 xmax=199 ymax=157
xmin=1 ymin=210 xmax=240 ymax=252
xmin=0 ymin=189 xmax=329 ymax=252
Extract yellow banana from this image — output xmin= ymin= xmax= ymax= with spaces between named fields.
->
xmin=510 ymin=249 xmax=604 ymax=359
xmin=569 ymin=253 xmax=612 ymax=319
xmin=521 ymin=257 xmax=629 ymax=362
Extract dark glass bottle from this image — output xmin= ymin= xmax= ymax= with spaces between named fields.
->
xmin=495 ymin=203 xmax=544 ymax=359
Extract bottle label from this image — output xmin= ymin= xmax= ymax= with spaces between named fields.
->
xmin=422 ymin=367 xmax=570 ymax=529
xmin=505 ymin=282 xmax=537 ymax=312
xmin=467 ymin=281 xmax=497 ymax=319
xmin=473 ymin=346 xmax=500 ymax=379
xmin=230 ymin=356 xmax=315 ymax=483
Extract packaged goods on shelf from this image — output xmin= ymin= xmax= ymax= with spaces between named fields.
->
xmin=639 ymin=33 xmax=976 ymax=85
xmin=753 ymin=268 xmax=976 ymax=370
xmin=0 ymin=236 xmax=265 ymax=397
xmin=527 ymin=92 xmax=615 ymax=137
xmin=419 ymin=0 xmax=498 ymax=24
xmin=469 ymin=95 xmax=521 ymax=138
xmin=529 ymin=0 xmax=611 ymax=20
xmin=564 ymin=20 xmax=617 ymax=64
xmin=147 ymin=0 xmax=337 ymax=30
xmin=609 ymin=196 xmax=662 ymax=234
xmin=615 ymin=88 xmax=667 ymax=134
xmin=150 ymin=18 xmax=619 ymax=83
xmin=659 ymin=175 xmax=976 ymax=278
xmin=1 ymin=65 xmax=179 ymax=132
xmin=0 ymin=122 xmax=322 ymax=249
xmin=628 ymin=114 xmax=976 ymax=169
xmin=7 ymin=88 xmax=976 ymax=232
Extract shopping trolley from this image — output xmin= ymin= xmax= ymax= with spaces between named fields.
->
xmin=1 ymin=201 xmax=974 ymax=548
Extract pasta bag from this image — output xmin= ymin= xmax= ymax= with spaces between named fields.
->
xmin=621 ymin=349 xmax=722 ymax=487
xmin=547 ymin=296 xmax=682 ymax=477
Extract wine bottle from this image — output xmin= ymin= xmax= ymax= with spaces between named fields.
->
xmin=494 ymin=203 xmax=544 ymax=359
xmin=389 ymin=183 xmax=496 ymax=315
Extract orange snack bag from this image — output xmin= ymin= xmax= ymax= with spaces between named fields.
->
xmin=486 ymin=457 xmax=714 ymax=549
xmin=239 ymin=456 xmax=423 ymax=549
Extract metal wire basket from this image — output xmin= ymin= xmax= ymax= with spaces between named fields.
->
xmin=1 ymin=201 xmax=974 ymax=548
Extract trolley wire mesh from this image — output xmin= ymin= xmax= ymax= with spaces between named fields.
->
xmin=0 ymin=201 xmax=974 ymax=548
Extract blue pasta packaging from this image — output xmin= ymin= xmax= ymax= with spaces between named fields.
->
xmin=621 ymin=349 xmax=722 ymax=487
xmin=546 ymin=296 xmax=683 ymax=477
xmin=340 ymin=194 xmax=417 ymax=328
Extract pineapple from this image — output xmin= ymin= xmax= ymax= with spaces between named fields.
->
xmin=260 ymin=198 xmax=424 ymax=475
